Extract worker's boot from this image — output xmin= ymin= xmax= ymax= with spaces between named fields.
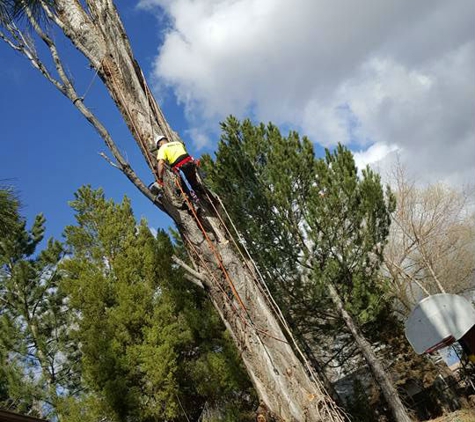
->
xmin=148 ymin=181 xmax=163 ymax=201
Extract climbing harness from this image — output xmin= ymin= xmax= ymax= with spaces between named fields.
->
xmin=172 ymin=155 xmax=194 ymax=169
xmin=171 ymin=158 xmax=200 ymax=202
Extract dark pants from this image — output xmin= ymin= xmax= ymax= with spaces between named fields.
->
xmin=176 ymin=162 xmax=206 ymax=198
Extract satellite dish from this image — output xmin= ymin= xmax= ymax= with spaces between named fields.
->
xmin=405 ymin=294 xmax=475 ymax=354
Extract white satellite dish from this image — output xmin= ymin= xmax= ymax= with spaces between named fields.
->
xmin=405 ymin=294 xmax=475 ymax=354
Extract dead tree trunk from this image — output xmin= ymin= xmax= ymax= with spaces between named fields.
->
xmin=0 ymin=1 xmax=346 ymax=420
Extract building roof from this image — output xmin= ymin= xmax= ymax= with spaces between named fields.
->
xmin=0 ymin=410 xmax=48 ymax=422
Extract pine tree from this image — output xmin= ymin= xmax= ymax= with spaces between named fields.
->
xmin=306 ymin=144 xmax=394 ymax=322
xmin=202 ymin=118 xmax=392 ymax=333
xmin=203 ymin=117 xmax=413 ymax=422
xmin=0 ymin=187 xmax=20 ymax=239
xmin=0 ymin=189 xmax=79 ymax=419
xmin=61 ymin=186 xmax=254 ymax=421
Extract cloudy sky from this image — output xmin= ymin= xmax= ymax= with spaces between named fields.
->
xmin=141 ymin=0 xmax=474 ymax=186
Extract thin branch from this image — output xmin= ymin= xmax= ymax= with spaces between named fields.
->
xmin=0 ymin=296 xmax=16 ymax=309
xmin=0 ymin=29 xmax=22 ymax=51
xmin=40 ymin=1 xmax=66 ymax=31
xmin=98 ymin=152 xmax=119 ymax=169
xmin=11 ymin=5 xmax=165 ymax=212
xmin=384 ymin=254 xmax=431 ymax=296
xmin=0 ymin=25 xmax=64 ymax=91
xmin=24 ymin=6 xmax=74 ymax=93
xmin=417 ymin=246 xmax=446 ymax=294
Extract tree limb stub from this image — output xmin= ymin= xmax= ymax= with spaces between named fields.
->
xmin=172 ymin=255 xmax=207 ymax=290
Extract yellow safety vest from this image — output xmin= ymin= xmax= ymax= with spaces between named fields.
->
xmin=156 ymin=142 xmax=189 ymax=166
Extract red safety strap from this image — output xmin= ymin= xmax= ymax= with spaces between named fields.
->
xmin=172 ymin=156 xmax=194 ymax=170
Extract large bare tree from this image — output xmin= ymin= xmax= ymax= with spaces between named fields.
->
xmin=384 ymin=163 xmax=475 ymax=315
xmin=0 ymin=1 xmax=347 ymax=420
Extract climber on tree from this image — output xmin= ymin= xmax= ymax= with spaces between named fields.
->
xmin=155 ymin=135 xmax=205 ymax=200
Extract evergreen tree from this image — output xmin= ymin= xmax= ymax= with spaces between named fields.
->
xmin=0 ymin=186 xmax=254 ymax=420
xmin=0 ymin=187 xmax=20 ymax=238
xmin=61 ymin=186 xmax=254 ymax=421
xmin=203 ymin=118 xmax=393 ymax=340
xmin=306 ymin=144 xmax=395 ymax=323
xmin=203 ymin=117 xmax=414 ymax=422
xmin=0 ymin=189 xmax=78 ymax=419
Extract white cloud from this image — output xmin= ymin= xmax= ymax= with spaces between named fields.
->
xmin=140 ymin=0 xmax=475 ymax=186
xmin=353 ymin=143 xmax=400 ymax=172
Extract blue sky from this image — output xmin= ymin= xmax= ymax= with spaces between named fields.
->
xmin=1 ymin=0 xmax=474 ymax=245
xmin=0 ymin=1 xmax=202 ymax=241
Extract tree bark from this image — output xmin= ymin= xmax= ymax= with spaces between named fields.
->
xmin=37 ymin=1 xmax=346 ymax=420
xmin=327 ymin=283 xmax=413 ymax=422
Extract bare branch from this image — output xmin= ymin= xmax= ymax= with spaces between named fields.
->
xmin=384 ymin=254 xmax=431 ymax=296
xmin=4 ymin=5 xmax=164 ymax=213
xmin=23 ymin=5 xmax=74 ymax=93
xmin=172 ymin=255 xmax=207 ymax=289
xmin=0 ymin=25 xmax=64 ymax=91
xmin=74 ymin=97 xmax=165 ymax=210
xmin=98 ymin=152 xmax=119 ymax=169
xmin=0 ymin=29 xmax=22 ymax=51
xmin=183 ymin=274 xmax=205 ymax=290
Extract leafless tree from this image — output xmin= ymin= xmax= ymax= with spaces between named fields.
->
xmin=384 ymin=162 xmax=475 ymax=315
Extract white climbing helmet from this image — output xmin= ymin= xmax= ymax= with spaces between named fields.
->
xmin=155 ymin=134 xmax=168 ymax=148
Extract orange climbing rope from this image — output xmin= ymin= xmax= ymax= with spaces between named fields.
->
xmin=186 ymin=227 xmax=289 ymax=344
xmin=206 ymin=191 xmax=326 ymax=387
xmin=205 ymin=191 xmax=293 ymax=334
xmin=175 ymin=178 xmax=289 ymax=344
xmin=181 ymin=231 xmax=251 ymax=329
xmin=174 ymin=178 xmax=248 ymax=313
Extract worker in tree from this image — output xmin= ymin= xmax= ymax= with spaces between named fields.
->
xmin=155 ymin=135 xmax=205 ymax=200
